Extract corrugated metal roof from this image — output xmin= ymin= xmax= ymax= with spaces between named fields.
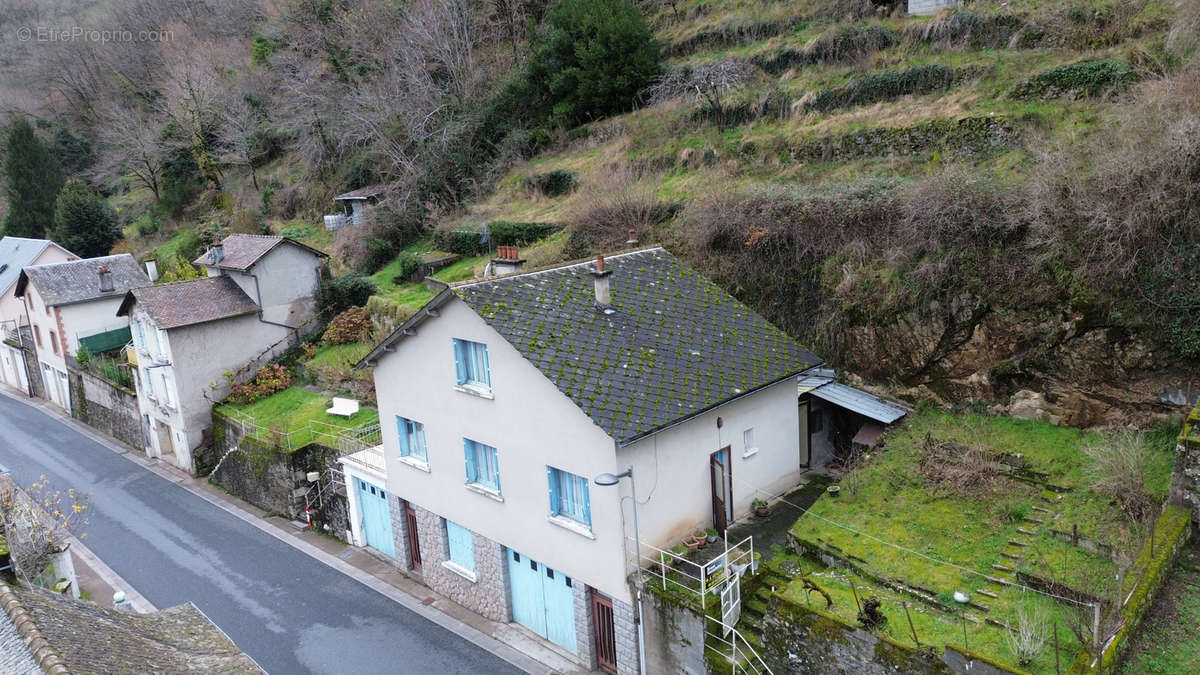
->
xmin=809 ymin=382 xmax=907 ymax=424
xmin=797 ymin=374 xmax=834 ymax=393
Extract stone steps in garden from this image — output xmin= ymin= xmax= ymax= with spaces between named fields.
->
xmin=975 ymin=589 xmax=999 ymax=599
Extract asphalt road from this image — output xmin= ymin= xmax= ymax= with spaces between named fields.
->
xmin=0 ymin=393 xmax=525 ymax=675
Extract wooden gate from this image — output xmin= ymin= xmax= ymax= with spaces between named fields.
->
xmin=591 ymin=590 xmax=617 ymax=674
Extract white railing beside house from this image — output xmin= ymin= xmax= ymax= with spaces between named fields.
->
xmin=636 ymin=533 xmax=756 ymax=610
xmin=219 ymin=410 xmax=380 ymax=454
xmin=705 ymin=617 xmax=771 ymax=675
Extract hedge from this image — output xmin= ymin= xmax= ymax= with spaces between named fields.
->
xmin=1011 ymin=59 xmax=1136 ymax=100
xmin=807 ymin=65 xmax=956 ymax=112
xmin=434 ymin=221 xmax=562 ymax=255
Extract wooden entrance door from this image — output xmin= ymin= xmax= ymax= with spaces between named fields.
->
xmin=591 ymin=589 xmax=618 ymax=674
xmin=404 ymin=500 xmax=421 ymax=572
xmin=710 ymin=447 xmax=732 ymax=532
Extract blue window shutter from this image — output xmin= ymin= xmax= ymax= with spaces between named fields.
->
xmin=491 ymin=446 xmax=501 ymax=493
xmin=547 ymin=467 xmax=560 ymax=516
xmin=417 ymin=424 xmax=427 ymax=459
xmin=452 ymin=339 xmax=467 ymax=384
xmin=396 ymin=417 xmax=410 ymax=456
xmin=581 ymin=476 xmax=592 ymax=527
xmin=463 ymin=439 xmax=476 ymax=483
xmin=480 ymin=343 xmax=491 ymax=386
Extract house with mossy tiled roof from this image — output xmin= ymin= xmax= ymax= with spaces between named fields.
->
xmin=355 ymin=246 xmax=822 ymax=673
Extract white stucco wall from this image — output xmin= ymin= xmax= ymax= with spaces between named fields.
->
xmin=131 ymin=306 xmax=293 ymax=468
xmin=374 ymin=297 xmax=633 ymax=604
xmin=617 ymin=377 xmax=803 ymax=552
xmin=57 ymin=296 xmax=128 ymax=355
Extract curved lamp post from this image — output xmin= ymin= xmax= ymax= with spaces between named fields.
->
xmin=595 ymin=468 xmax=647 ymax=675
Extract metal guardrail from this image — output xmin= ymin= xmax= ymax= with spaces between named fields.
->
xmin=219 ymin=409 xmax=381 ymax=453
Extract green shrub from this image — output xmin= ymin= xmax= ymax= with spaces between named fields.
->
xmin=434 ymin=228 xmax=488 ymax=255
xmin=227 ymin=363 xmax=293 ymax=405
xmin=135 ymin=213 xmax=161 ymax=237
xmin=807 ymin=65 xmax=956 ymax=112
xmin=75 ymin=345 xmax=92 ymax=368
xmin=524 ymin=170 xmax=577 ymax=197
xmin=279 ymin=223 xmax=314 ymax=240
xmin=391 ymin=252 xmax=422 ymax=284
xmin=316 ymin=273 xmax=376 ymax=319
xmin=488 ymin=221 xmax=561 ymax=246
xmin=360 ymin=237 xmax=397 ymax=273
xmin=321 ymin=307 xmax=372 ymax=345
xmin=522 ymin=0 xmax=661 ymax=129
xmin=1011 ymin=59 xmax=1137 ymax=99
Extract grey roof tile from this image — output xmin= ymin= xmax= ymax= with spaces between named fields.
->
xmin=18 ymin=254 xmax=148 ymax=306
xmin=11 ymin=585 xmax=260 ymax=674
xmin=452 ymin=247 xmax=821 ymax=444
xmin=119 ymin=276 xmax=259 ymax=329
xmin=0 ymin=237 xmax=67 ymax=296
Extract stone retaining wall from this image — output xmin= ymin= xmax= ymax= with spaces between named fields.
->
xmin=66 ymin=366 xmax=142 ymax=449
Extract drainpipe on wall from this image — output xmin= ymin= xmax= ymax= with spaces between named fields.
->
xmin=250 ymin=273 xmax=300 ymax=342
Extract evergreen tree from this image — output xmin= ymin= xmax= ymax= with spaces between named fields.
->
xmin=523 ymin=0 xmax=660 ymax=129
xmin=50 ymin=179 xmax=121 ymax=258
xmin=2 ymin=118 xmax=64 ymax=238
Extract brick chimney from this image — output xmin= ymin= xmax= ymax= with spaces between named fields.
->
xmin=626 ymin=229 xmax=639 ymax=247
xmin=208 ymin=236 xmax=224 ymax=264
xmin=591 ymin=255 xmax=613 ymax=307
xmin=98 ymin=265 xmax=114 ymax=293
xmin=491 ymin=245 xmax=526 ymax=276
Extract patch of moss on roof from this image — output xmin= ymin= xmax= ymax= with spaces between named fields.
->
xmin=453 ymin=247 xmax=822 ymax=444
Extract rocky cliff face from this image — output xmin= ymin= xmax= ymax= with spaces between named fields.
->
xmin=835 ymin=300 xmax=1196 ymax=428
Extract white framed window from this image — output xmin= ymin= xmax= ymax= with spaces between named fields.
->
xmin=396 ymin=416 xmax=427 ymax=462
xmin=445 ymin=520 xmax=475 ymax=575
xmin=155 ymin=329 xmax=168 ymax=360
xmin=160 ymin=371 xmax=173 ymax=406
xmin=742 ymin=427 xmax=758 ymax=458
xmin=547 ymin=467 xmax=591 ymax=530
xmin=463 ymin=439 xmax=500 ymax=494
xmin=143 ymin=367 xmax=155 ymax=398
xmin=452 ymin=339 xmax=491 ymax=391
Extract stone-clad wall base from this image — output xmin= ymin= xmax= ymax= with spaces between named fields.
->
xmin=613 ymin=596 xmax=640 ymax=675
xmin=412 ymin=504 xmax=511 ymax=623
xmin=387 ymin=494 xmax=413 ymax=571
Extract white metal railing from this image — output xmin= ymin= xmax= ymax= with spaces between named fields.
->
xmin=220 ymin=409 xmax=380 ymax=454
xmin=705 ymin=617 xmax=771 ymax=674
xmin=636 ymin=533 xmax=755 ymax=610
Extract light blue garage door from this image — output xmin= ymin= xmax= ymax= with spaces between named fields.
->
xmin=357 ymin=478 xmax=395 ymax=558
xmin=507 ymin=548 xmax=576 ymax=654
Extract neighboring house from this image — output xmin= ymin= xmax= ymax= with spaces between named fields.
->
xmin=193 ymin=234 xmax=328 ymax=330
xmin=0 ymin=580 xmax=260 ymax=674
xmin=15 ymin=255 xmax=148 ymax=411
xmin=0 ymin=237 xmax=76 ymax=394
xmin=118 ymin=275 xmax=294 ymax=472
xmin=324 ymin=185 xmax=385 ymax=230
xmin=355 ymin=247 xmax=822 ymax=673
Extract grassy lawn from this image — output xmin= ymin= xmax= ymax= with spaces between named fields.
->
xmin=306 ymin=342 xmax=372 ymax=370
xmin=217 ymin=387 xmax=378 ymax=451
xmin=787 ymin=408 xmax=1178 ymax=674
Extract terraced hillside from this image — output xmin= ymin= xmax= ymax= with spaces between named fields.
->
xmin=444 ymin=0 xmax=1198 ymax=423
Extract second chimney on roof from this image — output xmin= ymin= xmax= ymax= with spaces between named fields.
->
xmin=98 ymin=265 xmax=114 ymax=293
xmin=626 ymin=229 xmax=639 ymax=246
xmin=208 ymin=237 xmax=224 ymax=264
xmin=492 ymin=245 xmax=525 ymax=276
xmin=591 ymin=255 xmax=612 ymax=307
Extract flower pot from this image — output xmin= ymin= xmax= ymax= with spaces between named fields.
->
xmin=827 ymin=485 xmax=841 ymax=498
xmin=686 ymin=538 xmax=702 ymax=552
xmin=755 ymin=506 xmax=770 ymax=518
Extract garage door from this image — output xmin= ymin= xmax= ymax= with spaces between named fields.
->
xmin=357 ymin=478 xmax=395 ymax=558
xmin=507 ymin=549 xmax=576 ymax=654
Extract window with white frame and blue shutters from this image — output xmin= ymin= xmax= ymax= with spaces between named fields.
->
xmin=463 ymin=439 xmax=501 ymax=494
xmin=445 ymin=520 xmax=475 ymax=573
xmin=452 ymin=338 xmax=491 ymax=391
xmin=396 ymin=416 xmax=428 ymax=462
xmin=547 ymin=467 xmax=592 ymax=530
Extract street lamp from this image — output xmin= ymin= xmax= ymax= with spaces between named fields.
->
xmin=595 ymin=467 xmax=648 ymax=675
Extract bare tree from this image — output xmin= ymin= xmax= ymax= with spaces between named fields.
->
xmin=93 ymin=99 xmax=168 ymax=200
xmin=0 ymin=475 xmax=89 ymax=586
xmin=1006 ymin=599 xmax=1049 ymax=666
xmin=649 ymin=60 xmax=758 ymax=129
